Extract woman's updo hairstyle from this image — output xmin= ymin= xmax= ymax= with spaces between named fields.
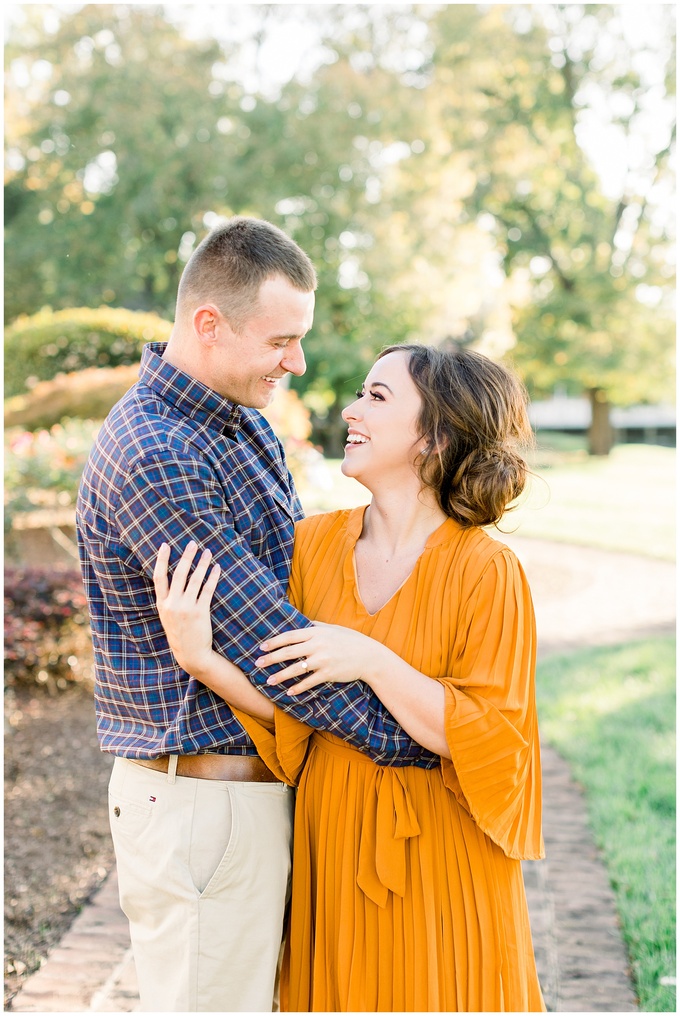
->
xmin=378 ymin=342 xmax=533 ymax=528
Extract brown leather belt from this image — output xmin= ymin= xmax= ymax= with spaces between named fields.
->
xmin=132 ymin=754 xmax=280 ymax=783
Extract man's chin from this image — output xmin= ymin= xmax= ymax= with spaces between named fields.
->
xmin=242 ymin=392 xmax=276 ymax=411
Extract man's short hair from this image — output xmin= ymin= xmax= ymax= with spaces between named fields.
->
xmin=176 ymin=216 xmax=317 ymax=332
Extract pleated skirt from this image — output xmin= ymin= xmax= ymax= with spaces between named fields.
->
xmin=280 ymin=732 xmax=545 ymax=1013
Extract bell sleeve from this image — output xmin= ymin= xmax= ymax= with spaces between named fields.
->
xmin=438 ymin=546 xmax=544 ymax=860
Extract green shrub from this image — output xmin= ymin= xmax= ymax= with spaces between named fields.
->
xmin=4 ymin=307 xmax=171 ymax=398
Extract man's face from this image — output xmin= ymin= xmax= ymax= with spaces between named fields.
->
xmin=211 ymin=275 xmax=314 ymax=408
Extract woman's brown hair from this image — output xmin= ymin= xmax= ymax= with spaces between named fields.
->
xmin=378 ymin=342 xmax=533 ymax=528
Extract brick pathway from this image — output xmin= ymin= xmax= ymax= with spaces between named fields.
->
xmin=11 ymin=536 xmax=675 ymax=1013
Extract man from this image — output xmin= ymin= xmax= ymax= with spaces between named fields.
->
xmin=77 ymin=217 xmax=435 ymax=1012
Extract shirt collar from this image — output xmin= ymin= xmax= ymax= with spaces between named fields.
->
xmin=139 ymin=342 xmax=243 ymax=437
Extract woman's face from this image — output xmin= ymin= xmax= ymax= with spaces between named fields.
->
xmin=340 ymin=350 xmax=424 ymax=486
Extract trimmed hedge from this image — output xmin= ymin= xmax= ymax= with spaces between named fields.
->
xmin=4 ymin=307 xmax=171 ymax=398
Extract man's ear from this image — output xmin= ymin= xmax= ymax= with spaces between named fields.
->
xmin=192 ymin=304 xmax=223 ymax=348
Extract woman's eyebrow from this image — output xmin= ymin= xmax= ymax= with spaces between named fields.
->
xmin=368 ymin=381 xmax=394 ymax=394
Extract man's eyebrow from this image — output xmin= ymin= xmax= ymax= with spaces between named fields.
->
xmin=270 ymin=333 xmax=306 ymax=342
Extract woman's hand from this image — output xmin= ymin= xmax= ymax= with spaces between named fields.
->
xmin=256 ymin=622 xmax=391 ymax=695
xmin=153 ymin=541 xmax=221 ymax=676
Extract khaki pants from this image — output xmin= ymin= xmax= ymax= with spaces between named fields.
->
xmin=109 ymin=757 xmax=294 ymax=1012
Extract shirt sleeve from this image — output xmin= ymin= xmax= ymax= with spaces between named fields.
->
xmin=114 ymin=449 xmax=437 ymax=767
xmin=437 ymin=548 xmax=544 ymax=860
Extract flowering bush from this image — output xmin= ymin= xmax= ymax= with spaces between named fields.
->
xmin=5 ymin=421 xmax=101 ymax=531
xmin=4 ymin=567 xmax=93 ymax=692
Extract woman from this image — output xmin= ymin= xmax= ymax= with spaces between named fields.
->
xmin=154 ymin=343 xmax=546 ymax=1012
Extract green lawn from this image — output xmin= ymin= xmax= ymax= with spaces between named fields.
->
xmin=300 ymin=441 xmax=676 ymax=561
xmin=509 ymin=440 xmax=676 ymax=561
xmin=537 ymin=638 xmax=676 ymax=1012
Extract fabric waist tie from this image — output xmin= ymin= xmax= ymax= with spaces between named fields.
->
xmin=311 ymin=732 xmax=422 ymax=907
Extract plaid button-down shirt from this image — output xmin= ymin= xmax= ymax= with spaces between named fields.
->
xmin=76 ymin=343 xmax=438 ymax=767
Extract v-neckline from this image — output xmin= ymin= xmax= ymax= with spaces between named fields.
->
xmin=343 ymin=505 xmax=455 ymax=618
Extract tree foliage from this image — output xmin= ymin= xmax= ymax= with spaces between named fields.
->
xmin=4 ymin=4 xmax=675 ymax=453
xmin=5 ymin=5 xmax=238 ymax=318
xmin=397 ymin=5 xmax=675 ymax=404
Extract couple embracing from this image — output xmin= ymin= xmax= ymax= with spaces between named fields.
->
xmin=77 ymin=216 xmax=546 ymax=1013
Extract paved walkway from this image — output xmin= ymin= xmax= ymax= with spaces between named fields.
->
xmin=10 ymin=536 xmax=676 ymax=1013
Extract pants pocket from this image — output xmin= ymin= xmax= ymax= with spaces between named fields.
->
xmin=188 ymin=783 xmax=237 ymax=896
xmin=108 ymin=788 xmax=154 ymax=841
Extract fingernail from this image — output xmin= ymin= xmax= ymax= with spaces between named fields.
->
xmin=255 ymin=657 xmax=264 ymax=667
xmin=259 ymin=642 xmax=269 ymax=651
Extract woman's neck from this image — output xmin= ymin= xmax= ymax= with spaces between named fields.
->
xmin=360 ymin=486 xmax=448 ymax=559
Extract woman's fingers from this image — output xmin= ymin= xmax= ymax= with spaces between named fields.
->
xmin=258 ymin=628 xmax=312 ymax=654
xmin=153 ymin=542 xmax=171 ymax=599
xmin=256 ymin=644 xmax=315 ymax=668
xmin=154 ymin=541 xmax=217 ymax=606
xmin=286 ymin=673 xmax=326 ymax=695
xmin=198 ymin=563 xmax=221 ymax=606
xmin=265 ymin=658 xmax=315 ymax=685
xmin=170 ymin=540 xmax=199 ymax=593
xmin=185 ymin=548 xmax=214 ymax=595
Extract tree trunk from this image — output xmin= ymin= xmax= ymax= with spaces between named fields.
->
xmin=587 ymin=388 xmax=615 ymax=456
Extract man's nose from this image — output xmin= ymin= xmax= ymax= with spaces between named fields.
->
xmin=282 ymin=342 xmax=306 ymax=377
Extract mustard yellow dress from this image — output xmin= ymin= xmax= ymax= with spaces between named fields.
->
xmin=238 ymin=506 xmax=545 ymax=1012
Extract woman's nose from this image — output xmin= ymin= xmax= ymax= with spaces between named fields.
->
xmin=342 ymin=399 xmax=361 ymax=423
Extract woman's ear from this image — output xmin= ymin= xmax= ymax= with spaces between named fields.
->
xmin=422 ymin=431 xmax=448 ymax=457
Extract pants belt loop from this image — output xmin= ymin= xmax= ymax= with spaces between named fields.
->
xmin=167 ymin=755 xmax=178 ymax=785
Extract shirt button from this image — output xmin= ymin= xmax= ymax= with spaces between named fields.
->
xmin=113 ymin=806 xmax=121 ymax=817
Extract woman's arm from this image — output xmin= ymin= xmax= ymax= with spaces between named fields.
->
xmin=153 ymin=542 xmax=445 ymax=754
xmin=153 ymin=542 xmax=274 ymax=722
xmin=257 ymin=624 xmax=449 ymax=758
